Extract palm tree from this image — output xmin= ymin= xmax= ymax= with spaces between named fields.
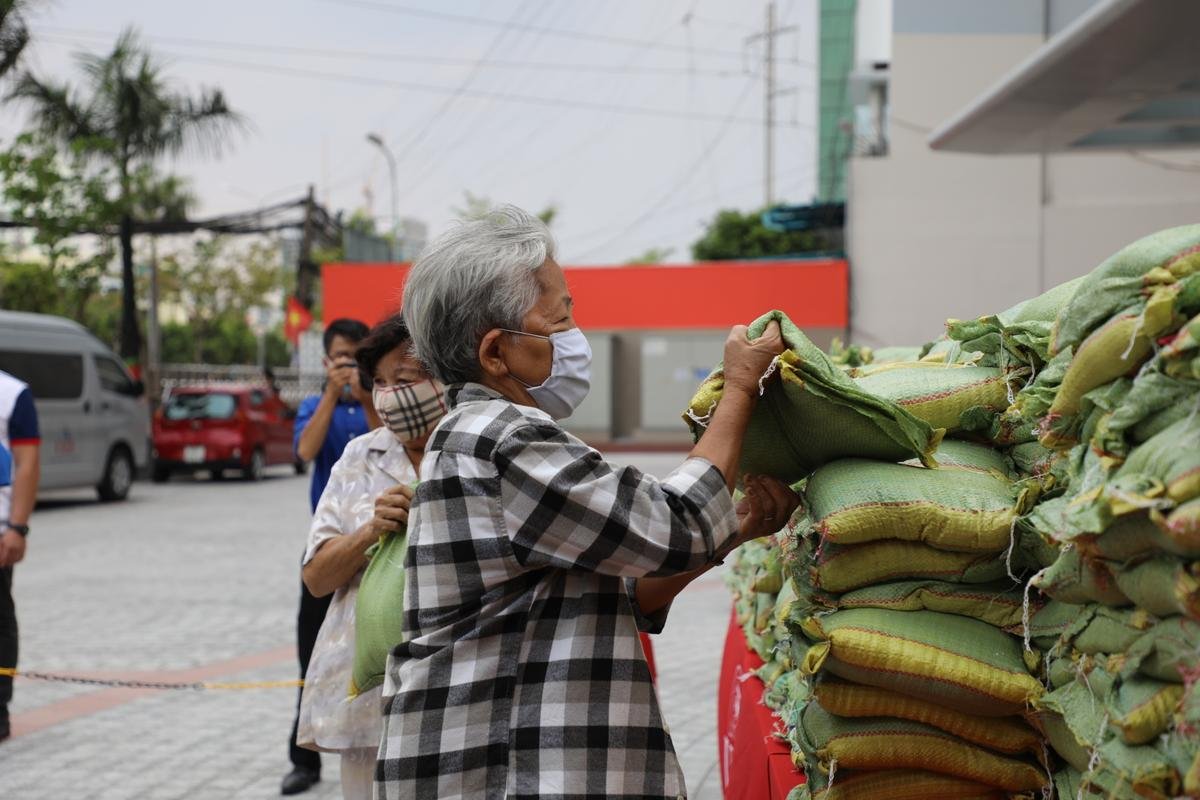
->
xmin=0 ymin=0 xmax=32 ymax=82
xmin=8 ymin=27 xmax=243 ymax=361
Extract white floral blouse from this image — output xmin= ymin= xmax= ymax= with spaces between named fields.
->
xmin=296 ymin=426 xmax=417 ymax=753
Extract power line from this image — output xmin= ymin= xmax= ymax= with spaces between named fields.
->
xmin=37 ymin=25 xmax=754 ymax=79
xmin=316 ymin=0 xmax=751 ymax=60
xmin=574 ymin=76 xmax=760 ymax=261
xmin=64 ymin=46 xmax=811 ymax=129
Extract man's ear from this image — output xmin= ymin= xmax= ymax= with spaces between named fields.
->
xmin=478 ymin=329 xmax=508 ymax=379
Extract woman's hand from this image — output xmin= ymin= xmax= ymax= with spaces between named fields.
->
xmin=722 ymin=321 xmax=784 ymax=399
xmin=732 ymin=475 xmax=801 ymax=546
xmin=368 ymin=483 xmax=414 ymax=537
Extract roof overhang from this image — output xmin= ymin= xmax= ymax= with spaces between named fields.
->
xmin=928 ymin=0 xmax=1200 ymax=153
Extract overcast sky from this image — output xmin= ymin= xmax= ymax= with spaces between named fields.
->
xmin=3 ymin=0 xmax=820 ymax=264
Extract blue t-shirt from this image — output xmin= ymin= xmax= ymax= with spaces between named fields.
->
xmin=294 ymin=394 xmax=371 ymax=511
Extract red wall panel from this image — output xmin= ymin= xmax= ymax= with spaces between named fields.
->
xmin=320 ymin=259 xmax=848 ymax=330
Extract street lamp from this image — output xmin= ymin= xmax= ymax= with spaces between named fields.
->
xmin=366 ymin=132 xmax=399 ymax=255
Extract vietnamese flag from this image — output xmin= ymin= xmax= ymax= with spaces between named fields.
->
xmin=284 ymin=295 xmax=313 ymax=344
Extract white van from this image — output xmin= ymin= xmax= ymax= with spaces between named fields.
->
xmin=0 ymin=310 xmax=151 ymax=501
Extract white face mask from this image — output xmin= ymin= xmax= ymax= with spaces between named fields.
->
xmin=501 ymin=327 xmax=592 ymax=420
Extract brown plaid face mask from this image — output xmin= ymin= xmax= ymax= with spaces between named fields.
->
xmin=372 ymin=379 xmax=448 ymax=444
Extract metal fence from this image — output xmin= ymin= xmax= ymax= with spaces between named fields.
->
xmin=159 ymin=363 xmax=321 ymax=407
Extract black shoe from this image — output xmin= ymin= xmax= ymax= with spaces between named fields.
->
xmin=0 ymin=708 xmax=9 ymax=742
xmin=281 ymin=766 xmax=320 ymax=795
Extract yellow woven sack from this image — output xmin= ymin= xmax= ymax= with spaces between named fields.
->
xmin=802 ymin=769 xmax=1013 ymax=800
xmin=798 ymin=704 xmax=1047 ymax=792
xmin=800 ymin=609 xmax=1044 ymax=716
xmin=813 ymin=680 xmax=1043 ymax=756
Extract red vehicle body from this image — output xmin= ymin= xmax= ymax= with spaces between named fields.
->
xmin=152 ymin=385 xmax=303 ymax=482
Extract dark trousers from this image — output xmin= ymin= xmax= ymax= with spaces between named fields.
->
xmin=0 ymin=566 xmax=16 ymax=721
xmin=289 ymin=576 xmax=332 ymax=771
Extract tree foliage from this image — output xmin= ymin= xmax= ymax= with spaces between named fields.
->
xmin=691 ymin=207 xmax=824 ymax=261
xmin=8 ymin=26 xmax=244 ymax=358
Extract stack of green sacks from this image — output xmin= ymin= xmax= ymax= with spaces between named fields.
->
xmin=704 ymin=225 xmax=1200 ymax=800
xmin=698 ymin=315 xmax=1055 ymax=799
xmin=943 ymin=225 xmax=1200 ymax=798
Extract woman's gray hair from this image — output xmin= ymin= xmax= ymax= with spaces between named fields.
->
xmin=402 ymin=204 xmax=555 ymax=385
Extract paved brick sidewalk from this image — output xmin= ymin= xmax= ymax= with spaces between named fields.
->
xmin=0 ymin=454 xmax=733 ymax=799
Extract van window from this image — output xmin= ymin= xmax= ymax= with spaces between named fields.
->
xmin=165 ymin=393 xmax=238 ymax=420
xmin=93 ymin=355 xmax=137 ymax=396
xmin=0 ymin=350 xmax=84 ymax=399
xmin=249 ymin=389 xmax=265 ymax=407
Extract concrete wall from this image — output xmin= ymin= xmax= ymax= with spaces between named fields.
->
xmin=846 ymin=0 xmax=1200 ymax=348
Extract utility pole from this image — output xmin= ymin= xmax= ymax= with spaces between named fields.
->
xmin=297 ymin=184 xmax=317 ymax=309
xmin=765 ymin=1 xmax=776 ymax=207
xmin=747 ymin=2 xmax=796 ymax=208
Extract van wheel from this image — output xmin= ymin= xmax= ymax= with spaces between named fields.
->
xmin=97 ymin=445 xmax=134 ymax=501
xmin=151 ymin=462 xmax=171 ymax=483
xmin=242 ymin=448 xmax=265 ymax=482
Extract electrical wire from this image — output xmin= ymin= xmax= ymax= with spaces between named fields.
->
xmin=37 ymin=25 xmax=751 ymax=79
xmin=573 ymin=75 xmax=760 ymax=261
xmin=316 ymin=0 xmax=750 ymax=60
xmin=30 ymin=42 xmax=807 ymax=129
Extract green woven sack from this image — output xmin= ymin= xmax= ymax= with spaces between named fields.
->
xmin=1027 ymin=602 xmax=1155 ymax=658
xmin=1049 ymin=224 xmax=1200 ymax=357
xmin=684 ymin=310 xmax=940 ymax=483
xmin=1110 ymin=555 xmax=1200 ymax=619
xmin=852 ymin=364 xmax=1013 ymax=432
xmin=351 ymin=528 xmax=408 ymax=697
xmin=832 ymin=580 xmax=1031 ymax=631
xmin=1077 ymin=510 xmax=1200 ymax=561
xmin=1116 ymin=413 xmax=1200 ymax=504
xmin=1032 ymin=546 xmax=1132 ymax=607
xmin=799 ymin=608 xmax=1043 ymax=717
xmin=910 ymin=438 xmax=1014 ymax=476
xmin=1101 ymin=369 xmax=1200 ymax=449
xmin=809 ymin=539 xmax=1010 ymax=594
xmin=1118 ymin=615 xmax=1200 ymax=683
xmin=806 ymin=457 xmax=1028 ymax=553
xmin=946 ymin=275 xmax=1085 ymax=368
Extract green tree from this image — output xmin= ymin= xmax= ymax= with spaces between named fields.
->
xmin=0 ymin=0 xmax=32 ymax=83
xmin=0 ymin=132 xmax=116 ymax=323
xmin=691 ymin=208 xmax=824 ymax=261
xmin=623 ymin=246 xmax=674 ymax=265
xmin=9 ymin=27 xmax=243 ymax=361
xmin=157 ymin=236 xmax=285 ymax=365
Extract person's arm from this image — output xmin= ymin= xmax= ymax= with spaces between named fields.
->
xmin=690 ymin=322 xmax=784 ymax=491
xmin=303 ymin=483 xmax=413 ymax=597
xmin=633 ymin=475 xmax=799 ymax=616
xmin=494 ymin=322 xmax=784 ymax=578
xmin=0 ymin=389 xmax=40 ymax=567
xmin=296 ymin=359 xmax=358 ymax=461
xmin=295 ymin=391 xmax=338 ymax=462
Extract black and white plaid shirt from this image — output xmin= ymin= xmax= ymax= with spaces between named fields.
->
xmin=377 ymin=383 xmax=737 ymax=800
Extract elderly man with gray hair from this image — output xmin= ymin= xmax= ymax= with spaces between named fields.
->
xmin=378 ymin=204 xmax=798 ymax=800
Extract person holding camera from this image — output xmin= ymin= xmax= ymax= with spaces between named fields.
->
xmin=283 ymin=318 xmax=381 ymax=796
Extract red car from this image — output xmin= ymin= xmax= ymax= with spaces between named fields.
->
xmin=152 ymin=385 xmax=304 ymax=482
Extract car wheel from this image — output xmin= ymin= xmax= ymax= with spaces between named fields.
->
xmin=293 ymin=459 xmax=308 ymax=476
xmin=151 ymin=462 xmax=171 ymax=483
xmin=243 ymin=448 xmax=265 ymax=482
xmin=97 ymin=445 xmax=135 ymax=502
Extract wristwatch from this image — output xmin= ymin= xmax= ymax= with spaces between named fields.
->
xmin=4 ymin=522 xmax=29 ymax=537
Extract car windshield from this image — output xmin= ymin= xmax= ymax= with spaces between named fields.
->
xmin=165 ymin=393 xmax=237 ymax=420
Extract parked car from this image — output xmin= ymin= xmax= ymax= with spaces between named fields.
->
xmin=0 ymin=310 xmax=150 ymax=502
xmin=152 ymin=384 xmax=302 ymax=481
